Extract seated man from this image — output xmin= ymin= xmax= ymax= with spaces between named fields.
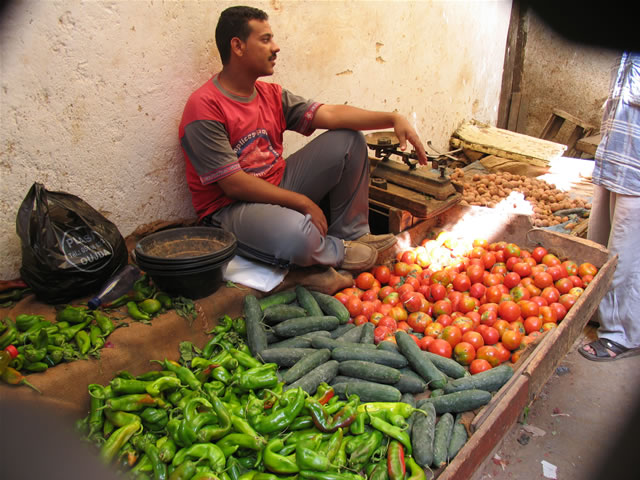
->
xmin=179 ymin=5 xmax=428 ymax=272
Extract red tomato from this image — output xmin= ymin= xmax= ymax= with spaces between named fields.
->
xmin=530 ymin=295 xmax=548 ymax=308
xmin=498 ymin=300 xmax=521 ymax=323
xmin=428 ymin=338 xmax=453 ymax=358
xmin=396 ymin=283 xmax=415 ymax=297
xmin=485 ymin=285 xmax=505 ymax=304
xmin=407 ymin=312 xmax=432 ymax=333
xmin=469 ymin=282 xmax=486 ymax=299
xmin=568 ymin=275 xmax=584 ymax=288
xmin=425 ymin=321 xmax=444 ymax=338
xmin=373 ymin=326 xmax=391 ymax=344
xmin=397 ymin=321 xmax=411 ymax=332
xmin=440 ymin=325 xmax=463 ymax=348
xmin=373 ymin=265 xmax=391 ymax=285
xmin=378 ymin=316 xmax=398 ymax=331
xmin=430 ymin=270 xmax=452 ymax=286
xmin=481 ymin=252 xmax=497 ymax=270
xmin=509 ymin=285 xmax=530 ymax=302
xmin=377 ymin=303 xmax=393 ymax=316
xmin=541 ymin=322 xmax=557 ymax=332
xmin=462 ymin=330 xmax=485 ymax=350
xmin=539 ymin=305 xmax=558 ymax=324
xmin=581 ymin=274 xmax=594 ymax=287
xmin=561 ymin=260 xmax=578 ymax=276
xmin=382 ymin=292 xmax=400 ymax=306
xmin=345 ymin=296 xmax=363 ymax=317
xmin=394 ymin=261 xmax=411 ymax=277
xmin=355 ymin=272 xmax=376 ymax=291
xmin=453 ymin=342 xmax=476 ymax=366
xmin=457 ymin=295 xmax=478 ymax=314
xmin=334 ymin=292 xmax=350 ymax=306
xmin=353 ymin=314 xmax=368 ymax=326
xmin=503 ymin=272 xmax=521 ymax=289
xmin=452 ymin=273 xmax=471 ymax=292
xmin=360 ymin=301 xmax=376 ymax=319
xmin=470 ymin=358 xmax=492 ymax=374
xmin=578 ymin=262 xmax=598 ymax=277
xmin=518 ymin=299 xmax=539 ymax=318
xmin=418 ymin=335 xmax=435 ymax=351
xmin=504 ymin=243 xmax=522 ymax=259
xmin=494 ymin=342 xmax=512 ymax=363
xmin=400 ymin=250 xmax=417 ymax=265
xmin=546 ymin=265 xmax=565 ymax=282
xmin=476 ymin=345 xmax=501 ymax=367
xmin=378 ymin=285 xmax=395 ymax=300
xmin=435 ymin=314 xmax=453 ymax=327
xmin=369 ymin=312 xmax=384 ymax=326
xmin=531 ymin=246 xmax=548 ymax=264
xmin=401 ymin=292 xmax=424 ymax=313
xmin=542 ymin=253 xmax=561 ymax=267
xmin=554 ymin=277 xmax=574 ymax=294
xmin=493 ymin=320 xmax=510 ymax=338
xmin=429 ymin=283 xmax=447 ymax=301
xmin=433 ymin=299 xmax=453 ymax=316
xmin=512 ymin=262 xmax=532 ymax=278
xmin=523 ymin=316 xmax=541 ymax=336
xmin=361 ymin=288 xmax=379 ymax=303
xmin=559 ymin=293 xmax=577 ymax=311
xmin=452 ymin=317 xmax=475 ymax=335
xmin=480 ymin=309 xmax=498 ymax=327
xmin=533 ymin=271 xmax=554 ymax=289
xmin=466 ymin=264 xmax=485 ymax=284
xmin=502 ymin=329 xmax=523 ymax=350
xmin=466 ymin=311 xmax=481 ymax=329
xmin=541 ymin=286 xmax=560 ymax=305
xmin=549 ymin=302 xmax=568 ymax=321
xmin=389 ymin=306 xmax=408 ymax=323
xmin=479 ymin=326 xmax=500 ymax=345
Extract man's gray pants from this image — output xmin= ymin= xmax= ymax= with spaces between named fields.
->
xmin=209 ymin=129 xmax=371 ymax=268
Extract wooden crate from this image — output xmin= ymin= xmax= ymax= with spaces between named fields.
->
xmin=383 ymin=205 xmax=615 ymax=479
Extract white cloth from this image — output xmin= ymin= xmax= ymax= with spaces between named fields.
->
xmin=588 ymin=185 xmax=640 ymax=348
xmin=222 ymin=255 xmax=288 ymax=292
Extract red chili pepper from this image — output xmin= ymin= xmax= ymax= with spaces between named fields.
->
xmin=0 ymin=279 xmax=28 ymax=293
xmin=387 ymin=440 xmax=406 ymax=480
xmin=1 ymin=366 xmax=42 ymax=393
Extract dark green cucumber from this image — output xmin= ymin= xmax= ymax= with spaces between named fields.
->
xmin=426 ymin=389 xmax=492 ymax=414
xmin=268 ymin=331 xmax=332 ymax=349
xmin=412 ymin=400 xmax=436 ymax=468
xmin=338 ymin=360 xmax=401 ymax=385
xmin=430 ymin=389 xmax=445 ymax=398
xmin=310 ymin=290 xmax=350 ymax=324
xmin=266 ymin=330 xmax=280 ymax=344
xmin=423 ymin=351 xmax=468 ymax=380
xmin=273 ymin=315 xmax=340 ymax=337
xmin=335 ymin=324 xmax=364 ymax=343
xmin=311 ymin=336 xmax=376 ymax=351
xmin=395 ymin=331 xmax=447 ymax=389
xmin=243 ymin=294 xmax=268 ymax=356
xmin=331 ymin=345 xmax=408 ymax=368
xmin=360 ymin=322 xmax=375 ymax=344
xmin=330 ymin=323 xmax=356 ymax=339
xmin=283 ymin=360 xmax=339 ymax=394
xmin=257 ymin=348 xmax=318 ymax=368
xmin=330 ymin=375 xmax=369 ymax=386
xmin=259 ymin=290 xmax=297 ymax=310
xmin=263 ymin=304 xmax=308 ymax=325
xmin=393 ymin=373 xmax=428 ymax=393
xmin=283 ymin=348 xmax=332 ymax=384
xmin=377 ymin=340 xmax=399 ymax=352
xmin=443 ymin=364 xmax=514 ymax=394
xmin=402 ymin=393 xmax=417 ymax=436
xmin=332 ymin=381 xmax=402 ymax=402
xmin=447 ymin=414 xmax=468 ymax=460
xmin=432 ymin=412 xmax=454 ymax=468
xmin=295 ymin=285 xmax=324 ymax=317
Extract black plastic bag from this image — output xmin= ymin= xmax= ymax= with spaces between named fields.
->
xmin=16 ymin=182 xmax=128 ymax=304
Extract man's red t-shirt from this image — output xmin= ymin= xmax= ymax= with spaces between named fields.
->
xmin=179 ymin=74 xmax=321 ymax=219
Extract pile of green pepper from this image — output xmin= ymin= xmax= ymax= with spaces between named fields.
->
xmin=0 ymin=306 xmax=118 ymax=380
xmin=77 ymin=316 xmax=429 ymax=480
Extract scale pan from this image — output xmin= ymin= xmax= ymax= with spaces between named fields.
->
xmin=365 ymin=131 xmax=400 ymax=149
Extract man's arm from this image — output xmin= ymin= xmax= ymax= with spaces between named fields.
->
xmin=217 ymin=170 xmax=328 ymax=236
xmin=311 ymin=104 xmax=429 ymax=164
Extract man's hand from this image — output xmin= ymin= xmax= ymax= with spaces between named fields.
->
xmin=298 ymin=197 xmax=328 ymax=237
xmin=392 ymin=115 xmax=429 ymax=165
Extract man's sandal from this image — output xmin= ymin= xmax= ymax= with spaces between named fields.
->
xmin=578 ymin=338 xmax=640 ymax=362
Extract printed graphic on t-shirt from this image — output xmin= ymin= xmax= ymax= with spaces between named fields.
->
xmin=234 ymin=128 xmax=280 ymax=177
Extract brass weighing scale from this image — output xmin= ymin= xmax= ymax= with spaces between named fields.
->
xmin=366 ymin=131 xmax=463 ymax=233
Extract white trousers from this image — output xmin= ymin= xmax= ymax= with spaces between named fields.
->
xmin=588 ymin=185 xmax=640 ymax=348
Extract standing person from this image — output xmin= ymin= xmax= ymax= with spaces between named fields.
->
xmin=179 ymin=5 xmax=428 ymax=272
xmin=579 ymin=51 xmax=640 ymax=361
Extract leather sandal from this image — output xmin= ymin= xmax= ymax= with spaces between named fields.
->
xmin=578 ymin=338 xmax=640 ymax=362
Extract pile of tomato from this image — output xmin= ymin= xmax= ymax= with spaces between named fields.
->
xmin=334 ymin=232 xmax=598 ymax=374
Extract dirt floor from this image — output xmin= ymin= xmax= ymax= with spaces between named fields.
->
xmin=469 ymin=324 xmax=640 ymax=480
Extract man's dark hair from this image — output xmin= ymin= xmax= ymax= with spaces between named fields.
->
xmin=215 ymin=6 xmax=269 ymax=65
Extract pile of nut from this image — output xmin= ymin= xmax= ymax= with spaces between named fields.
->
xmin=450 ymin=169 xmax=591 ymax=228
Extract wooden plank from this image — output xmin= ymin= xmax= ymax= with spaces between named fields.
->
xmin=515 ymin=94 xmax=529 ymax=134
xmin=539 ymin=113 xmax=565 ymax=140
xmin=371 ymin=160 xmax=457 ymax=200
xmin=507 ymin=92 xmax=522 ymax=132
xmin=576 ymin=133 xmax=601 ymax=156
xmin=451 ymin=121 xmax=566 ymax=167
xmin=497 ymin=0 xmax=522 ymax=129
xmin=438 ymin=375 xmax=530 ymax=480
xmin=369 ymin=184 xmax=430 ymax=217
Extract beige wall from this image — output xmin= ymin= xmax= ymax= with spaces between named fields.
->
xmin=522 ymin=10 xmax=619 ymax=139
xmin=0 ymin=0 xmax=512 ymax=280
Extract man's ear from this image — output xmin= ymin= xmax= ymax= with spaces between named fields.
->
xmin=230 ymin=37 xmax=245 ymax=58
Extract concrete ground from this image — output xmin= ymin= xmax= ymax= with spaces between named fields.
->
xmin=469 ymin=324 xmax=640 ymax=480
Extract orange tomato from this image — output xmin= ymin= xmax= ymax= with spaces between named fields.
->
xmin=470 ymin=358 xmax=492 ymax=374
xmin=453 ymin=342 xmax=476 ymax=366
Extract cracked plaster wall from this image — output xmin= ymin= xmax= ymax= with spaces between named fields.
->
xmin=0 ymin=0 xmax=512 ymax=279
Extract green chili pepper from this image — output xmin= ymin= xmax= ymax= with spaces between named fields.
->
xmin=153 ymin=359 xmax=202 ymax=391
xmin=8 ymin=353 xmax=25 ymax=371
xmin=168 ymin=459 xmax=198 ymax=480
xmin=88 ymin=391 xmax=105 ymax=436
xmin=299 ymin=471 xmax=364 ymax=480
xmin=127 ymin=301 xmax=152 ymax=321
xmin=94 ymin=310 xmax=116 ymax=336
xmin=248 ymin=387 xmax=306 ymax=434
xmin=146 ymin=375 xmax=183 ymax=396
xmin=228 ymin=347 xmax=262 ymax=368
xmin=232 ymin=316 xmax=246 ymax=336
xmin=227 ymin=456 xmax=243 ymax=480
xmin=140 ymin=407 xmax=169 ymax=430
xmin=405 ymin=456 xmax=426 ymax=480
xmin=306 ymin=395 xmax=358 ymax=433
xmin=24 ymin=361 xmax=48 ymax=372
xmin=368 ymin=412 xmax=412 ymax=455
xmin=99 ymin=420 xmax=142 ymax=464
xmin=105 ymin=393 xmax=163 ymax=412
xmin=234 ymin=363 xmax=279 ymax=391
xmin=230 ymin=414 xmax=260 ymax=438
xmin=289 ymin=415 xmax=314 ymax=431
xmin=139 ymin=298 xmax=162 ymax=315
xmin=89 ymin=325 xmax=104 ymax=349
xmin=332 ymin=436 xmax=350 ymax=470
xmin=216 ymin=432 xmax=266 ymax=457
xmin=369 ymin=460 xmax=389 ymax=480
xmin=15 ymin=313 xmax=45 ymax=332
xmin=322 ymin=427 xmax=343 ymax=463
xmin=49 ymin=333 xmax=66 ymax=346
xmin=263 ymin=437 xmax=299 ymax=474
xmin=296 ymin=437 xmax=334 ymax=472
xmin=357 ymin=402 xmax=420 ymax=418
xmin=56 ymin=305 xmax=89 ymax=324
xmin=349 ymin=410 xmax=366 ymax=435
xmin=196 ymin=393 xmax=232 ymax=443
xmin=348 ymin=429 xmax=383 ymax=471
xmin=155 ymin=292 xmax=173 ymax=309
xmin=103 ymin=408 xmax=141 ymax=427
xmin=172 ymin=443 xmax=225 ymax=473
xmin=132 ymin=433 xmax=168 ymax=480
xmin=203 ymin=380 xmax=226 ymax=399
xmin=110 ymin=377 xmax=152 ymax=395
xmin=43 ymin=349 xmax=63 ymax=367
xmin=209 ymin=349 xmax=239 ymax=370
xmin=0 ymin=321 xmax=17 ymax=349
xmin=156 ymin=436 xmax=177 ymax=464
xmin=131 ymin=453 xmax=153 ymax=475
xmin=23 ymin=345 xmax=47 ymax=363
xmin=59 ymin=318 xmax=91 ymax=342
xmin=387 ymin=440 xmax=406 ymax=480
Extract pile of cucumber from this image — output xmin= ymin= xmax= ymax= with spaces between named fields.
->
xmin=241 ymin=286 xmax=516 ymax=470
